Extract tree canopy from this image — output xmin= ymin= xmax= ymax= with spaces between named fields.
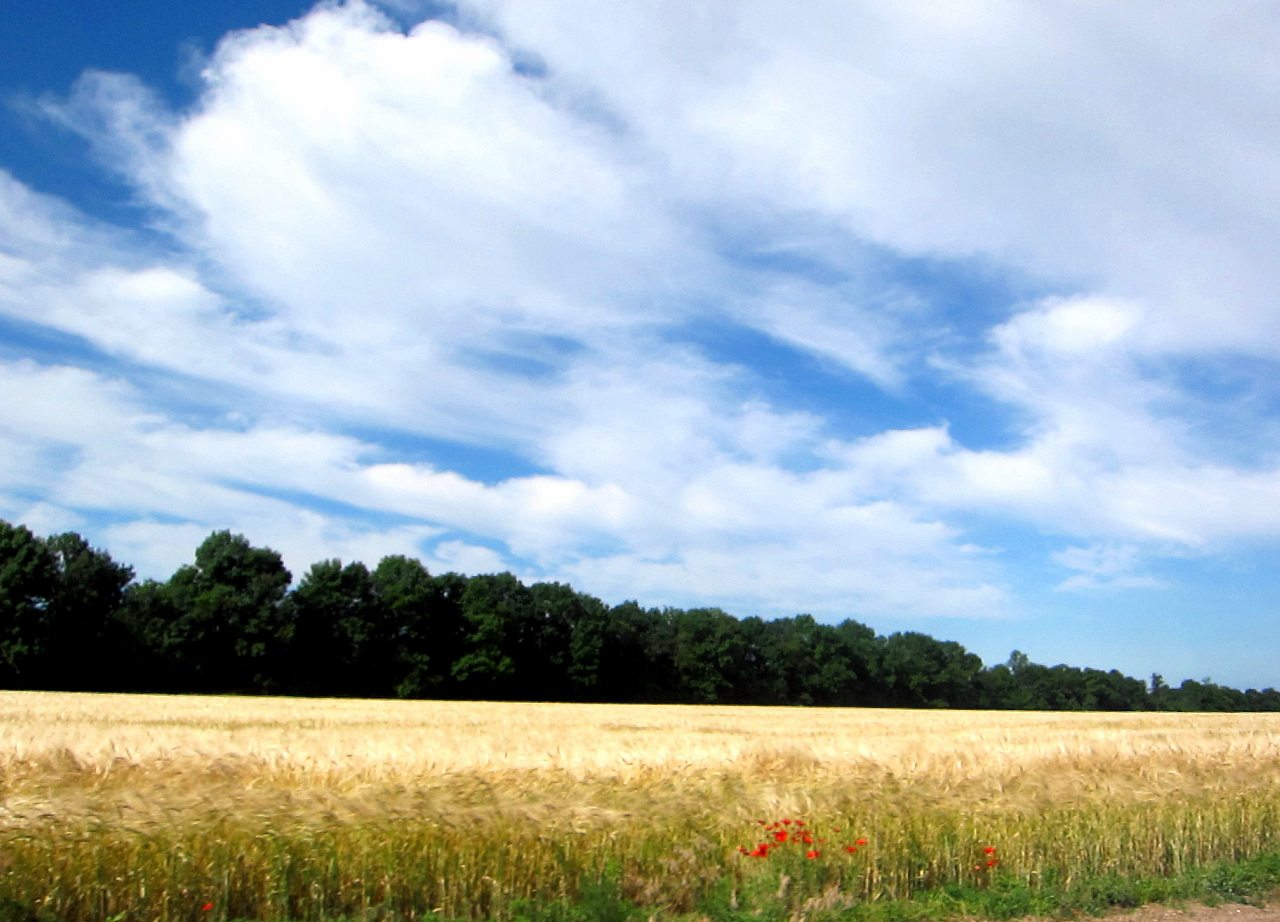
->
xmin=0 ymin=518 xmax=1275 ymax=711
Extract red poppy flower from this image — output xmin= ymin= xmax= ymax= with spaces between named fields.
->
xmin=806 ymin=850 xmax=820 ymax=859
xmin=750 ymin=844 xmax=770 ymax=858
xmin=845 ymin=845 xmax=858 ymax=854
xmin=782 ymin=818 xmax=793 ymax=825
xmin=774 ymin=830 xmax=788 ymax=842
xmin=986 ymin=859 xmax=1000 ymax=868
xmin=856 ymin=838 xmax=869 ymax=846
xmin=983 ymin=846 xmax=997 ymax=855
xmin=201 ymin=903 xmax=214 ymax=912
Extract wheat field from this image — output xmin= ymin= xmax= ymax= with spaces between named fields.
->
xmin=3 ymin=691 xmax=1280 ymax=920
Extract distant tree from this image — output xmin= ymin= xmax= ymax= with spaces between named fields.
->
xmin=597 ymin=601 xmax=677 ymax=702
xmin=1149 ymin=673 xmax=1171 ymax=710
xmin=1244 ymin=688 xmax=1280 ymax=712
xmin=1007 ymin=650 xmax=1032 ymax=676
xmin=528 ymin=582 xmax=610 ymax=701
xmin=451 ymin=573 xmax=536 ymax=698
xmin=370 ymin=556 xmax=466 ymax=699
xmin=1083 ymin=668 xmax=1149 ymax=711
xmin=762 ymin=615 xmax=857 ymax=706
xmin=1166 ymin=678 xmax=1247 ymax=712
xmin=427 ymin=571 xmax=470 ymax=695
xmin=834 ymin=619 xmax=882 ymax=702
xmin=1019 ymin=664 xmax=1084 ymax=710
xmin=163 ymin=531 xmax=292 ymax=693
xmin=879 ymin=632 xmax=982 ymax=708
xmin=43 ymin=531 xmax=134 ymax=690
xmin=286 ymin=559 xmax=383 ymax=696
xmin=0 ymin=521 xmax=57 ymax=687
xmin=731 ymin=615 xmax=787 ymax=704
xmin=671 ymin=607 xmax=745 ymax=704
xmin=975 ymin=663 xmax=1019 ymax=709
xmin=116 ymin=578 xmax=184 ymax=690
xmin=8 ymin=515 xmax=1280 ymax=712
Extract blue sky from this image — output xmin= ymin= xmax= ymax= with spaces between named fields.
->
xmin=3 ymin=1 xmax=1280 ymax=690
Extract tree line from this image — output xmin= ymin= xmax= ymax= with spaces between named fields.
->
xmin=2 ymin=519 xmax=1276 ymax=711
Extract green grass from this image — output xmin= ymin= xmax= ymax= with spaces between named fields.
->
xmin=464 ymin=850 xmax=1280 ymax=922
xmin=37 ymin=850 xmax=1276 ymax=922
xmin=5 ymin=833 xmax=1280 ymax=921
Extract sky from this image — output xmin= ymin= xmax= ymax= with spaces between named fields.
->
xmin=2 ymin=0 xmax=1279 ymax=691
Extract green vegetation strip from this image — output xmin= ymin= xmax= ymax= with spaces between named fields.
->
xmin=5 ymin=844 xmax=1280 ymax=922
xmin=500 ymin=850 xmax=1280 ymax=922
xmin=5 ymin=519 xmax=1278 ymax=711
xmin=5 ymin=795 xmax=1280 ymax=922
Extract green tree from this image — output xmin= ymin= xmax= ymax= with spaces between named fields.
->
xmin=164 ymin=530 xmax=292 ymax=693
xmin=0 ymin=521 xmax=56 ymax=687
xmin=732 ymin=615 xmax=787 ymax=704
xmin=529 ymin=582 xmax=609 ymax=701
xmin=598 ymin=601 xmax=677 ymax=702
xmin=370 ymin=556 xmax=466 ymax=698
xmin=879 ymin=632 xmax=982 ymax=708
xmin=761 ymin=615 xmax=858 ymax=706
xmin=116 ymin=578 xmax=184 ymax=690
xmin=41 ymin=532 xmax=134 ymax=690
xmin=834 ymin=619 xmax=882 ymax=703
xmin=1083 ymin=668 xmax=1149 ymax=711
xmin=452 ymin=572 xmax=535 ymax=698
xmin=286 ymin=559 xmax=382 ymax=696
xmin=671 ymin=607 xmax=745 ymax=704
xmin=1149 ymin=673 xmax=1171 ymax=710
xmin=975 ymin=663 xmax=1019 ymax=709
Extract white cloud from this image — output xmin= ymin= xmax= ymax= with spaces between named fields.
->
xmin=0 ymin=360 xmax=152 ymax=447
xmin=1052 ymin=544 xmax=1165 ymax=593
xmin=464 ymin=0 xmax=1280 ymax=355
xmin=736 ymin=277 xmax=910 ymax=388
xmin=0 ymin=352 xmax=1004 ymax=613
xmin=4 ymin=0 xmax=1280 ymax=632
xmin=422 ymin=540 xmax=510 ymax=576
xmin=995 ymin=297 xmax=1142 ymax=356
xmin=5 ymin=502 xmax=86 ymax=539
xmin=163 ymin=4 xmax=693 ymax=342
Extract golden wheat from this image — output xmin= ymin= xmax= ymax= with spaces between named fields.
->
xmin=3 ymin=691 xmax=1280 ymax=920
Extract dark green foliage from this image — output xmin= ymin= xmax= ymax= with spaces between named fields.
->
xmin=2 ymin=516 xmax=1280 ymax=710
xmin=0 ymin=521 xmax=57 ymax=687
xmin=371 ymin=555 xmax=464 ymax=698
xmin=671 ymin=607 xmax=746 ymax=703
xmin=529 ymin=581 xmax=609 ymax=700
xmin=116 ymin=578 xmax=184 ymax=689
xmin=43 ymin=532 xmax=134 ymax=691
xmin=452 ymin=572 xmax=536 ymax=697
xmin=0 ymin=896 xmax=50 ymax=922
xmin=286 ymin=559 xmax=383 ymax=696
xmin=0 ymin=524 xmax=134 ymax=690
xmin=508 ymin=875 xmax=642 ymax=922
xmin=596 ymin=600 xmax=678 ymax=702
xmin=161 ymin=530 xmax=292 ymax=693
xmin=878 ymin=632 xmax=984 ymax=709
